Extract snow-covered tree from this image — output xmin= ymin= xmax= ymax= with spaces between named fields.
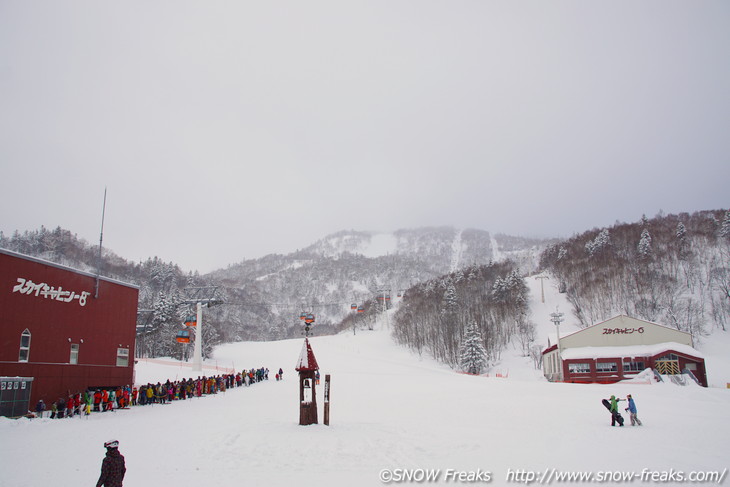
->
xmin=459 ymin=321 xmax=487 ymax=375
xmin=720 ymin=211 xmax=730 ymax=239
xmin=440 ymin=281 xmax=459 ymax=315
xmin=268 ymin=322 xmax=285 ymax=341
xmin=638 ymin=228 xmax=652 ymax=258
xmin=676 ymin=222 xmax=687 ymax=241
xmin=516 ymin=320 xmax=536 ymax=357
xmin=585 ymin=229 xmax=610 ymax=257
xmin=557 ymin=246 xmax=567 ymax=261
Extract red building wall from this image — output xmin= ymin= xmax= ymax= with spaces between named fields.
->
xmin=562 ymin=350 xmax=707 ymax=387
xmin=0 ymin=250 xmax=138 ymax=411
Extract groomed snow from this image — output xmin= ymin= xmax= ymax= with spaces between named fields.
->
xmin=1 ymin=278 xmax=729 ymax=486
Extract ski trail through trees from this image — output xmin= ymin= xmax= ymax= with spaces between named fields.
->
xmin=450 ymin=228 xmax=463 ymax=272
xmin=490 ymin=234 xmax=504 ymax=261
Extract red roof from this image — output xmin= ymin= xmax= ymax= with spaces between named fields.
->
xmin=295 ymin=338 xmax=320 ymax=372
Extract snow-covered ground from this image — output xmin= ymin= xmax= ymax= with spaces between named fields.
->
xmin=1 ymin=279 xmax=729 ymax=486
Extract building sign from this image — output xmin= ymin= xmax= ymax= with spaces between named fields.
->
xmin=12 ymin=278 xmax=90 ymax=307
xmin=602 ymin=327 xmax=645 ymax=335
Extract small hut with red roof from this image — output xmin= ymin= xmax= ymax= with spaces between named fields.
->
xmin=295 ymin=338 xmax=319 ymax=425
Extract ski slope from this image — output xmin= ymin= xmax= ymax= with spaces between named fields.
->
xmin=1 ymin=280 xmax=729 ymax=486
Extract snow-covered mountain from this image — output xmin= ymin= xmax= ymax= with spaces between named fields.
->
xmin=207 ymin=227 xmax=555 ymax=341
xmin=305 ymin=227 xmax=550 ymax=270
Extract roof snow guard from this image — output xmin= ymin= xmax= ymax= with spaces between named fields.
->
xmin=295 ymin=338 xmax=319 ymax=372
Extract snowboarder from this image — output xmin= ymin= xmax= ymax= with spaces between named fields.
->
xmin=607 ymin=395 xmax=624 ymax=426
xmin=624 ymin=394 xmax=642 ymax=426
xmin=96 ymin=439 xmax=126 ymax=487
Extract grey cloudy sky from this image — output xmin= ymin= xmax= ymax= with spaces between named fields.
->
xmin=1 ymin=1 xmax=728 ymax=273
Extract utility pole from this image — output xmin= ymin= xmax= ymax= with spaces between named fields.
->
xmin=94 ymin=187 xmax=107 ymax=299
xmin=535 ymin=275 xmax=549 ymax=304
xmin=377 ymin=288 xmax=390 ymax=329
xmin=550 ymin=308 xmax=565 ymax=381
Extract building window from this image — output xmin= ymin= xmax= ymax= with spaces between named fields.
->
xmin=70 ymin=344 xmax=79 ymax=365
xmin=19 ymin=329 xmax=31 ymax=362
xmin=116 ymin=347 xmax=129 ymax=367
xmin=657 ymin=353 xmax=679 ymax=361
xmin=596 ymin=362 xmax=617 ymax=372
xmin=568 ymin=363 xmax=591 ymax=374
xmin=623 ymin=361 xmax=645 ymax=372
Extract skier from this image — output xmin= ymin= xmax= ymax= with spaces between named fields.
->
xmin=624 ymin=394 xmax=642 ymax=426
xmin=96 ymin=440 xmax=126 ymax=487
xmin=56 ymin=397 xmax=65 ymax=419
xmin=85 ymin=391 xmax=93 ymax=415
xmin=66 ymin=395 xmax=74 ymax=418
xmin=94 ymin=390 xmax=102 ymax=412
xmin=34 ymin=399 xmax=45 ymax=418
xmin=101 ymin=389 xmax=109 ymax=411
xmin=278 ymin=368 xmax=284 ymax=380
xmin=74 ymin=393 xmax=82 ymax=416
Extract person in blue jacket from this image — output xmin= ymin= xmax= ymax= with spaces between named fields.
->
xmin=625 ymin=394 xmax=642 ymax=426
xmin=35 ymin=399 xmax=45 ymax=418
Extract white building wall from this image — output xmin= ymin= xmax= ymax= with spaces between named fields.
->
xmin=560 ymin=315 xmax=692 ymax=349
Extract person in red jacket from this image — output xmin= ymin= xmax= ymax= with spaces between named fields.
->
xmin=66 ymin=396 xmax=74 ymax=418
xmin=96 ymin=440 xmax=126 ymax=487
xmin=74 ymin=393 xmax=82 ymax=416
xmin=94 ymin=390 xmax=102 ymax=412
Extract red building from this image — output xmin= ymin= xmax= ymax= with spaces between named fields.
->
xmin=1 ymin=249 xmax=138 ymax=414
xmin=542 ymin=315 xmax=707 ymax=387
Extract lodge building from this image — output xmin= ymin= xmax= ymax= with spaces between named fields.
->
xmin=0 ymin=248 xmax=138 ymax=415
xmin=542 ymin=315 xmax=707 ymax=387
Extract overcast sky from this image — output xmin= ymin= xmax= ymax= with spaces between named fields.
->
xmin=1 ymin=1 xmax=728 ymax=273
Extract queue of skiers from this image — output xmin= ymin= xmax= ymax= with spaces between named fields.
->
xmin=32 ymin=367 xmax=281 ymax=419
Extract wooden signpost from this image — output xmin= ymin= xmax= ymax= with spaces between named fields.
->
xmin=324 ymin=374 xmax=331 ymax=426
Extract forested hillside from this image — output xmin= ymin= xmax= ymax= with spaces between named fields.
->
xmin=13 ymin=210 xmax=727 ymax=370
xmin=391 ymin=261 xmax=531 ymax=369
xmin=538 ymin=210 xmax=730 ymax=342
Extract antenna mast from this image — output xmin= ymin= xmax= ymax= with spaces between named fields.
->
xmin=94 ymin=187 xmax=107 ymax=299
